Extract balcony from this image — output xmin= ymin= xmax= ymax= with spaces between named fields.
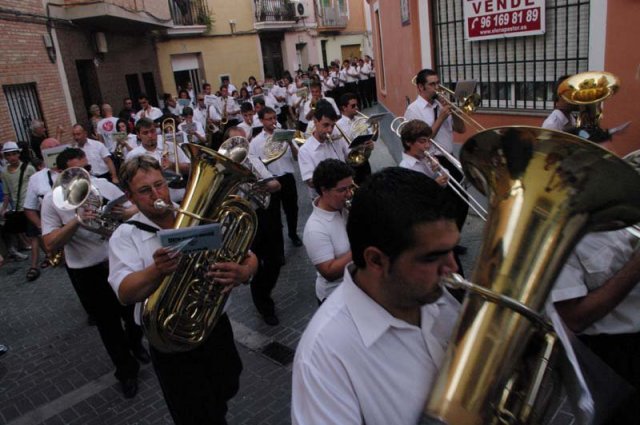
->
xmin=166 ymin=0 xmax=210 ymax=37
xmin=316 ymin=6 xmax=347 ymax=31
xmin=254 ymin=0 xmax=296 ymax=31
xmin=50 ymin=0 xmax=173 ymax=32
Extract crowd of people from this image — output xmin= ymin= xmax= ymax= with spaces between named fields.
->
xmin=0 ymin=63 xmax=639 ymax=425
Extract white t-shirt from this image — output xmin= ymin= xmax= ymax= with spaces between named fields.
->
xmin=96 ymin=117 xmax=120 ymax=152
xmin=405 ymin=96 xmax=454 ymax=154
xmin=303 ymin=199 xmax=350 ymax=300
xmin=24 ymin=168 xmax=58 ymax=211
xmin=74 ymin=139 xmax=111 ymax=176
xmin=41 ymin=177 xmax=124 ymax=269
xmin=292 ymin=264 xmax=461 ymax=425
xmin=298 ymin=135 xmax=349 ymax=183
xmin=549 ymin=229 xmax=640 ymax=335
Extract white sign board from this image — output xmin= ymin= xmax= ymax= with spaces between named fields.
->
xmin=463 ymin=0 xmax=545 ymax=42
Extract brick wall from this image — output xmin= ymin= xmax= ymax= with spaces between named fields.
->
xmin=0 ymin=1 xmax=73 ymax=144
xmin=55 ymin=26 xmax=162 ymax=130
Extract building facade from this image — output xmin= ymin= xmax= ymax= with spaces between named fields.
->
xmin=366 ymin=0 xmax=639 ymax=155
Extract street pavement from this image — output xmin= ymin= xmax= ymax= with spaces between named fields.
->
xmin=0 ymin=106 xmax=573 ymax=424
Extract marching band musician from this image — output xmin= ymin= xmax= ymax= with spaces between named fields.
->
xmin=238 ymin=102 xmax=260 ymax=142
xmin=404 ymin=69 xmax=465 ymax=182
xmin=336 ymin=92 xmax=374 ymax=184
xmin=177 ymin=107 xmax=206 ymax=144
xmin=398 ymin=119 xmax=448 ymax=188
xmin=302 ymin=159 xmax=353 ymax=304
xmin=217 ymin=84 xmax=241 ymax=130
xmin=298 ymin=100 xmax=349 ymax=191
xmin=134 ymin=94 xmax=163 ymax=123
xmin=302 ymin=82 xmax=340 ymax=133
xmin=542 ymin=75 xmax=577 ymax=133
xmin=126 ymin=118 xmax=191 ymax=203
xmin=70 ymin=124 xmax=119 ymax=184
xmin=41 ymin=148 xmax=146 ymax=399
xmin=108 ymin=155 xmax=258 ymax=424
xmin=249 ymin=107 xmax=302 ymax=247
xmin=292 ymin=167 xmax=461 ymax=424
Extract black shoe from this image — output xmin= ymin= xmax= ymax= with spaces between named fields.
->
xmin=0 ymin=344 xmax=8 ymax=356
xmin=120 ymin=377 xmax=138 ymax=399
xmin=132 ymin=345 xmax=151 ymax=364
xmin=262 ymin=313 xmax=280 ymax=326
xmin=454 ymin=245 xmax=468 ymax=255
xmin=290 ymin=235 xmax=303 ymax=247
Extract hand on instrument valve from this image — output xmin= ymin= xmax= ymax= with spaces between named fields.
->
xmin=207 ymin=252 xmax=258 ymax=294
xmin=76 ymin=206 xmax=98 ymax=223
xmin=152 ymin=247 xmax=181 ymax=276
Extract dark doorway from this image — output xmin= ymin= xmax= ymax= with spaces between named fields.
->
xmin=173 ymin=69 xmax=201 ymax=95
xmin=142 ymin=72 xmax=159 ymax=107
xmin=125 ymin=73 xmax=142 ymax=109
xmin=76 ymin=60 xmax=102 ymax=122
xmin=260 ymin=33 xmax=285 ymax=78
xmin=321 ymin=40 xmax=328 ymax=69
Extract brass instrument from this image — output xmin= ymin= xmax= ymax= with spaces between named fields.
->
xmin=142 ymin=143 xmax=258 ymax=353
xmin=334 ymin=120 xmax=369 ymax=167
xmin=262 ymin=133 xmax=290 ymax=165
xmin=51 ymin=167 xmax=123 ymax=238
xmin=220 ymin=96 xmax=229 ymax=126
xmin=113 ymin=131 xmax=128 ymax=161
xmin=410 ymin=76 xmax=484 ymax=130
xmin=47 ymin=250 xmax=65 ymax=267
xmin=293 ymin=130 xmax=306 ymax=147
xmin=558 ymin=71 xmax=620 ymax=142
xmin=161 ymin=118 xmax=186 ymax=188
xmin=421 ymin=127 xmax=640 ymax=425
xmin=219 ymin=136 xmax=271 ymax=209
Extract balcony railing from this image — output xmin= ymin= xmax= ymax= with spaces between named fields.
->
xmin=254 ymin=0 xmax=295 ymax=22
xmin=317 ymin=5 xmax=347 ymax=29
xmin=169 ymin=0 xmax=209 ymax=26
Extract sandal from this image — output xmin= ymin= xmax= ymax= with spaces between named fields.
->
xmin=40 ymin=259 xmax=50 ymax=269
xmin=26 ymin=267 xmax=41 ymax=282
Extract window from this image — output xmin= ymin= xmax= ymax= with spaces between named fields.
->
xmin=3 ymin=83 xmax=44 ymax=143
xmin=432 ymin=0 xmax=590 ymax=111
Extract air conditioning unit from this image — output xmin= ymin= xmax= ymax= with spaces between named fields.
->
xmin=292 ymin=0 xmax=310 ymax=19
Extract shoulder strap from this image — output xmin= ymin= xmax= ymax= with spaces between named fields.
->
xmin=13 ymin=162 xmax=29 ymax=209
xmin=125 ymin=220 xmax=160 ymax=234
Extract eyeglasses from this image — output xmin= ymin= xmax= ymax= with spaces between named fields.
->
xmin=135 ymin=180 xmax=167 ymax=197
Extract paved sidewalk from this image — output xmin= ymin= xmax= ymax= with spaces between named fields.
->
xmin=0 ymin=107 xmax=493 ymax=425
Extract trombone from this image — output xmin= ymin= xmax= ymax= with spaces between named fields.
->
xmin=410 ymin=76 xmax=485 ymax=131
xmin=391 ymin=116 xmax=488 ymax=221
xmin=161 ymin=117 xmax=186 ymax=188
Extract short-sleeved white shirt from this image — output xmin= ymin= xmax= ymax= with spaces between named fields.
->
xmin=300 ymin=97 xmax=339 ymax=124
xmin=249 ymin=130 xmax=296 ymax=176
xmin=41 ymin=177 xmax=124 ymax=269
xmin=298 ymin=135 xmax=349 ymax=183
xmin=542 ymin=109 xmax=576 ymax=132
xmin=134 ymin=106 xmax=163 ymax=123
xmin=96 ymin=117 xmax=120 ymax=152
xmin=399 ymin=152 xmax=439 ymax=180
xmin=292 ymin=265 xmax=461 ymax=425
xmin=549 ymin=229 xmax=640 ymax=335
xmin=302 ymin=199 xmax=350 ymax=300
xmin=74 ymin=138 xmax=111 ymax=176
xmin=24 ymin=168 xmax=58 ymax=211
xmin=404 ymin=96 xmax=454 ymax=154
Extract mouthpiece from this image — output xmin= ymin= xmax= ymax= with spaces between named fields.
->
xmin=154 ymin=199 xmax=169 ymax=210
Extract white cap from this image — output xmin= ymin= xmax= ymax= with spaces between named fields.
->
xmin=1 ymin=141 xmax=21 ymax=153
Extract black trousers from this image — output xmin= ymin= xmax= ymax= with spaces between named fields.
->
xmin=250 ymin=192 xmax=284 ymax=316
xmin=65 ymin=262 xmax=140 ymax=381
xmin=277 ymin=107 xmax=289 ymax=129
xmin=370 ymin=77 xmax=378 ymax=103
xmin=150 ymin=314 xmax=242 ymax=425
xmin=358 ymin=79 xmax=371 ymax=109
xmin=277 ymin=173 xmax=299 ymax=239
xmin=579 ymin=332 xmax=640 ymax=424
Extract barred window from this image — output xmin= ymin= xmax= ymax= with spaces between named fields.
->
xmin=3 ymin=83 xmax=44 ymax=143
xmin=432 ymin=0 xmax=590 ymax=111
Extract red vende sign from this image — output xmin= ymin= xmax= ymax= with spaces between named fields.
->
xmin=463 ymin=0 xmax=545 ymax=41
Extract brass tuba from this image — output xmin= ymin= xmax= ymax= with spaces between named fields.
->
xmin=422 ymin=127 xmax=640 ymax=425
xmin=141 ymin=143 xmax=258 ymax=353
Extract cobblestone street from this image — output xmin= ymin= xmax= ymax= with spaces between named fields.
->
xmin=0 ymin=110 xmax=490 ymax=425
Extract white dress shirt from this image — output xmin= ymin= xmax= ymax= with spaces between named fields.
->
xmin=74 ymin=138 xmax=111 ymax=176
xmin=405 ymin=96 xmax=454 ymax=154
xmin=542 ymin=109 xmax=576 ymax=132
xmin=292 ymin=264 xmax=461 ymax=425
xmin=399 ymin=152 xmax=439 ymax=180
xmin=249 ymin=130 xmax=296 ymax=176
xmin=549 ymin=229 xmax=640 ymax=335
xmin=41 ymin=177 xmax=124 ymax=269
xmin=134 ymin=106 xmax=163 ymax=123
xmin=24 ymin=168 xmax=58 ymax=211
xmin=298 ymin=135 xmax=349 ymax=183
xmin=303 ymin=199 xmax=350 ymax=301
